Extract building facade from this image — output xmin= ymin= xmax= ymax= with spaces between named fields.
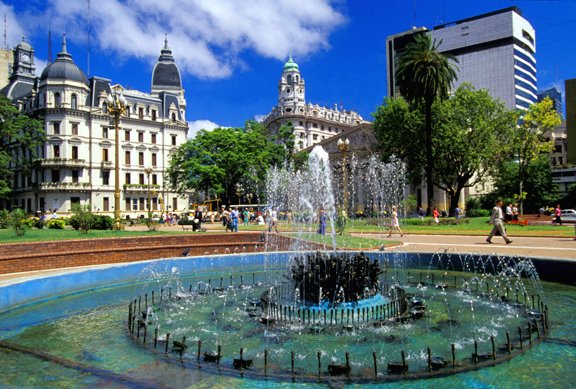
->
xmin=1 ymin=35 xmax=190 ymax=218
xmin=387 ymin=7 xmax=537 ymax=111
xmin=262 ymin=56 xmax=368 ymax=151
xmin=538 ymin=87 xmax=563 ymax=118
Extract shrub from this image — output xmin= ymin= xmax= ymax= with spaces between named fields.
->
xmin=0 ymin=209 xmax=9 ymax=229
xmin=466 ymin=209 xmax=491 ymax=218
xmin=6 ymin=208 xmax=29 ymax=236
xmin=93 ymin=215 xmax=114 ymax=230
xmin=70 ymin=204 xmax=95 ymax=234
xmin=46 ymin=218 xmax=66 ymax=229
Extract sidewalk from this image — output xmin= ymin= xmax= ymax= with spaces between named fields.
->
xmin=355 ymin=233 xmax=576 ymax=261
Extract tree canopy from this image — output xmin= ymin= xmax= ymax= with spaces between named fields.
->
xmin=433 ymin=84 xmax=517 ymax=213
xmin=395 ymin=32 xmax=458 ymax=212
xmin=165 ymin=121 xmax=286 ymax=205
xmin=373 ymin=84 xmax=517 ymax=214
xmin=0 ymin=96 xmax=45 ymax=199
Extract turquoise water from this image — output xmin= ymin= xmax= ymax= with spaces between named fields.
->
xmin=0 ymin=254 xmax=574 ymax=388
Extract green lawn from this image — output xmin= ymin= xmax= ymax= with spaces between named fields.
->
xmin=0 ymin=216 xmax=572 ymax=245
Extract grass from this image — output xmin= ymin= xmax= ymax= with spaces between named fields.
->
xmin=290 ymin=232 xmax=398 ymax=250
xmin=0 ymin=227 xmax=184 ymax=243
xmin=0 ymin=216 xmax=572 ymax=245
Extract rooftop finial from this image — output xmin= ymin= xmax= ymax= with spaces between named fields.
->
xmin=164 ymin=33 xmax=168 ymax=49
xmin=62 ymin=32 xmax=67 ymax=53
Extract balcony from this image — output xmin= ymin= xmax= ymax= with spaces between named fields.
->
xmin=36 ymin=182 xmax=91 ymax=192
xmin=123 ymin=184 xmax=161 ymax=193
xmin=101 ymin=161 xmax=114 ymax=170
xmin=35 ymin=158 xmax=88 ymax=169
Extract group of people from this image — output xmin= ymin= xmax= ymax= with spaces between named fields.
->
xmin=218 ymin=206 xmax=278 ymax=233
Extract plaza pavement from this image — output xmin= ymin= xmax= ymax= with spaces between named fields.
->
xmin=355 ymin=233 xmax=576 ymax=261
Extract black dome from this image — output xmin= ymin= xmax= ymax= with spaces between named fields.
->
xmin=40 ymin=36 xmax=88 ymax=85
xmin=151 ymin=37 xmax=182 ymax=89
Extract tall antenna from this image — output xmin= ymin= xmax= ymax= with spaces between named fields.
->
xmin=87 ymin=0 xmax=91 ymax=76
xmin=48 ymin=28 xmax=52 ymax=62
xmin=3 ymin=14 xmax=7 ymax=49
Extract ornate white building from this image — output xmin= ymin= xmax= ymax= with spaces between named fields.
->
xmin=1 ymin=35 xmax=190 ymax=218
xmin=262 ymin=56 xmax=368 ymax=150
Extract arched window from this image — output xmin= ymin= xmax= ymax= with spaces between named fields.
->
xmin=171 ymin=112 xmax=176 ymax=121
xmin=71 ymin=94 xmax=78 ymax=110
xmin=287 ymin=75 xmax=292 ymax=84
xmin=54 ymin=93 xmax=61 ymax=108
xmin=102 ymin=102 xmax=108 ymax=113
xmin=295 ymin=75 xmax=299 ymax=83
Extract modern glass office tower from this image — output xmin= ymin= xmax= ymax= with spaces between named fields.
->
xmin=387 ymin=7 xmax=537 ymax=111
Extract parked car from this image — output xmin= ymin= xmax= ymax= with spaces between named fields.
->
xmin=551 ymin=209 xmax=576 ymax=223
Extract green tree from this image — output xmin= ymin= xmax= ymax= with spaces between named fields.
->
xmin=166 ymin=121 xmax=285 ymax=205
xmin=433 ymin=84 xmax=516 ymax=214
xmin=0 ymin=96 xmax=45 ymax=199
xmin=273 ymin=121 xmax=296 ymax=164
xmin=6 ymin=208 xmax=28 ymax=236
xmin=372 ymin=97 xmax=425 ymax=186
xmin=512 ymin=97 xmax=562 ymax=214
xmin=395 ymin=33 xmax=458 ymax=213
xmin=493 ymin=155 xmax=558 ymax=213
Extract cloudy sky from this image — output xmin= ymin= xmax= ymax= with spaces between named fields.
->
xmin=1 ymin=0 xmax=575 ymax=137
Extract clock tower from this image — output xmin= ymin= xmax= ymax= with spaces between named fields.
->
xmin=11 ymin=36 xmax=36 ymax=79
xmin=278 ymin=55 xmax=305 ymax=114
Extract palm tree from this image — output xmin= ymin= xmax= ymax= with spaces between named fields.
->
xmin=396 ymin=33 xmax=458 ymax=214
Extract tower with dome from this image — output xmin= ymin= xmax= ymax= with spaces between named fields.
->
xmin=263 ymin=56 xmax=369 ymax=151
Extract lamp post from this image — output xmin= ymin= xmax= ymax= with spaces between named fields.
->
xmin=144 ymin=166 xmax=154 ymax=214
xmin=107 ymin=90 xmax=127 ymax=230
xmin=337 ymin=137 xmax=350 ymax=216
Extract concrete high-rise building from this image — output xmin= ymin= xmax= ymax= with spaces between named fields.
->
xmin=387 ymin=7 xmax=537 ymax=111
xmin=538 ymin=87 xmax=563 ymax=118
xmin=1 ymin=35 xmax=191 ymax=217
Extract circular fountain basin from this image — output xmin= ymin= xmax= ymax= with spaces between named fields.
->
xmin=0 ymin=251 xmax=574 ymax=388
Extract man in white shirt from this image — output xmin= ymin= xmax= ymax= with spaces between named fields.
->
xmin=487 ymin=199 xmax=512 ymax=244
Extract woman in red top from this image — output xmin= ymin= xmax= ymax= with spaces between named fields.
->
xmin=433 ymin=206 xmax=440 ymax=224
xmin=554 ymin=204 xmax=562 ymax=226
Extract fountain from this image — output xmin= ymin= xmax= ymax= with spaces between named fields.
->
xmin=0 ymin=146 xmax=574 ymax=387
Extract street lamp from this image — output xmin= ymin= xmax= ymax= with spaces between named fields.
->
xmin=107 ymin=90 xmax=127 ymax=230
xmin=144 ymin=166 xmax=154 ymax=214
xmin=337 ymin=137 xmax=350 ymax=216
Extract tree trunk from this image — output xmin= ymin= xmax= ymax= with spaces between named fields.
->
xmin=449 ymin=189 xmax=461 ymax=217
xmin=425 ymin=101 xmax=434 ymax=215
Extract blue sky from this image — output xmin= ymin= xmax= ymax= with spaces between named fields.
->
xmin=2 ymin=0 xmax=575 ymax=137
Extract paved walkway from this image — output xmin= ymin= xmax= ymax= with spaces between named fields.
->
xmin=355 ymin=233 xmax=576 ymax=261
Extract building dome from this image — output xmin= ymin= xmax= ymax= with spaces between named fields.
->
xmin=16 ymin=36 xmax=32 ymax=51
xmin=151 ymin=36 xmax=182 ymax=89
xmin=40 ymin=34 xmax=88 ymax=85
xmin=283 ymin=55 xmax=299 ymax=72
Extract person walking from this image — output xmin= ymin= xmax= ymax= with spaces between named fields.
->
xmin=554 ymin=204 xmax=562 ymax=226
xmin=432 ymin=206 xmax=440 ymax=224
xmin=487 ymin=199 xmax=513 ymax=244
xmin=230 ymin=207 xmax=239 ymax=232
xmin=317 ymin=208 xmax=327 ymax=235
xmin=387 ymin=206 xmax=403 ymax=237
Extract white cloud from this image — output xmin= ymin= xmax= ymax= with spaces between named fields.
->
xmin=16 ymin=0 xmax=345 ymax=79
xmin=187 ymin=119 xmax=222 ymax=139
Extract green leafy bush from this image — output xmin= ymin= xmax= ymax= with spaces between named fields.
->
xmin=69 ymin=204 xmax=95 ymax=233
xmin=93 ymin=215 xmax=114 ymax=230
xmin=6 ymin=208 xmax=29 ymax=236
xmin=46 ymin=218 xmax=66 ymax=229
xmin=466 ymin=209 xmax=490 ymax=217
xmin=0 ymin=209 xmax=10 ymax=229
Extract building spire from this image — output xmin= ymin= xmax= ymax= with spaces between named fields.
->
xmin=62 ymin=32 xmax=67 ymax=53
